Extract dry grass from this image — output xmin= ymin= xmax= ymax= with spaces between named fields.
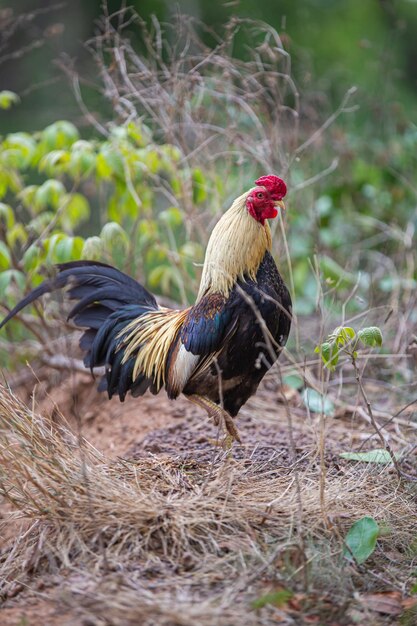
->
xmin=0 ymin=381 xmax=416 ymax=625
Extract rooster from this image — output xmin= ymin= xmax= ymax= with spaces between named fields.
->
xmin=0 ymin=175 xmax=291 ymax=442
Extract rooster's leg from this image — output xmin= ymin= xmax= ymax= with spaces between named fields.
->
xmin=187 ymin=395 xmax=241 ymax=444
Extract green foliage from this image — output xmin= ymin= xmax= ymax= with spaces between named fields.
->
xmin=0 ymin=115 xmax=217 ymax=363
xmin=343 ymin=516 xmax=380 ymax=565
xmin=0 ymin=119 xmax=208 ymax=291
xmin=357 ymin=327 xmax=383 ymax=348
xmin=1 ymin=9 xmax=416 ymax=379
xmin=41 ymin=121 xmax=80 ymax=151
xmin=0 ymin=90 xmax=20 ymax=110
xmin=290 ymin=121 xmax=417 ymax=318
xmin=315 ymin=325 xmax=383 ymax=372
xmin=0 ymin=241 xmax=11 ymax=270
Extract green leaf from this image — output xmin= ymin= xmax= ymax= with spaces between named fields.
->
xmin=180 ymin=241 xmax=203 ymax=261
xmin=302 ymin=388 xmax=335 ymax=416
xmin=19 ymin=185 xmax=38 ymax=210
xmin=82 ymin=236 xmax=103 ymax=261
xmin=340 ymin=449 xmax=394 ymax=464
xmin=47 ymin=235 xmax=84 ymax=263
xmin=0 ymin=269 xmax=25 ymax=297
xmin=171 ymin=176 xmax=182 ymax=196
xmin=71 ymin=140 xmax=94 ymax=152
xmin=69 ymin=148 xmax=96 ymax=178
xmin=110 ymin=126 xmax=128 ymax=141
xmin=315 ymin=194 xmax=333 ymax=217
xmin=22 ymin=244 xmax=43 ymax=272
xmin=148 ymin=265 xmax=169 ymax=290
xmin=319 ymin=341 xmax=332 ymax=362
xmin=159 ymin=207 xmax=183 ymax=228
xmin=0 ymin=203 xmax=15 ymax=229
xmin=0 ymin=241 xmax=11 ymax=270
xmin=145 ymin=247 xmax=167 ymax=267
xmin=100 ymin=222 xmax=129 ymax=248
xmin=357 ymin=326 xmax=383 ymax=348
xmin=0 ymin=90 xmax=20 ymax=109
xmin=317 ymin=327 xmax=359 ymax=369
xmin=1 ymin=133 xmax=36 ymax=168
xmin=28 ymin=212 xmax=55 ymax=234
xmin=35 ymin=180 xmax=66 ymax=210
xmin=61 ymin=193 xmax=90 ymax=230
xmin=333 ymin=326 xmax=356 ymax=346
xmin=0 ymin=171 xmax=9 ymax=199
xmin=45 ymin=233 xmax=64 ymax=261
xmin=41 ymin=121 xmax=79 ymax=150
xmin=107 ymin=183 xmax=140 ymax=221
xmin=6 ymin=223 xmax=27 ymax=248
xmin=192 ymin=168 xmax=208 ymax=204
xmin=161 ymin=143 xmax=182 ymax=163
xmin=53 ymin=236 xmax=84 ymax=263
xmin=126 ymin=121 xmax=147 ymax=146
xmin=100 ymin=222 xmax=129 ymax=265
xmin=96 ymin=144 xmax=124 ymax=179
xmin=138 ymin=219 xmax=158 ymax=245
xmin=142 ymin=148 xmax=161 ymax=173
xmin=283 ymin=373 xmax=303 ymax=389
xmin=39 ymin=150 xmax=70 ymax=175
xmin=251 ymin=589 xmax=293 ymax=610
xmin=315 ymin=341 xmax=339 ymax=371
xmin=343 ymin=516 xmax=379 ymax=564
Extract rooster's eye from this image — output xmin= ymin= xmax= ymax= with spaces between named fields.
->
xmin=256 ymin=192 xmax=264 ymax=199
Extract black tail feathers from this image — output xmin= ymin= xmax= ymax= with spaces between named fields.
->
xmin=0 ymin=261 xmax=157 ymax=329
xmin=0 ymin=261 xmax=159 ymax=401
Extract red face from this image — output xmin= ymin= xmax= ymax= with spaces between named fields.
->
xmin=246 ymin=186 xmax=281 ymax=226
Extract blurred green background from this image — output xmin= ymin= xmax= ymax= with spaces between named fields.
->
xmin=1 ymin=0 xmax=417 ymax=372
xmin=1 ymin=0 xmax=416 ymax=134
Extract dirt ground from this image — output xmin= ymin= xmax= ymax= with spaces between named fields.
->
xmin=0 ymin=365 xmax=416 ymax=626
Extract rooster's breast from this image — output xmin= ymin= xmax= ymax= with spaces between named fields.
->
xmin=183 ymin=251 xmax=291 ymax=416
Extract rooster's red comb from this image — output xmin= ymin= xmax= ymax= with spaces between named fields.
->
xmin=255 ymin=175 xmax=287 ymax=201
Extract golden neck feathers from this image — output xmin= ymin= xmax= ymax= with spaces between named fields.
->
xmin=197 ymin=190 xmax=272 ymax=301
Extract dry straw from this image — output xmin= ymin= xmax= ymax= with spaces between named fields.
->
xmin=1 ymin=382 xmax=416 ymax=624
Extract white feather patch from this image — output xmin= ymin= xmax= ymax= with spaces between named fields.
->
xmin=170 ymin=343 xmax=200 ymax=393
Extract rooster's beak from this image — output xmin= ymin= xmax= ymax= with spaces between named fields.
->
xmin=275 ymin=200 xmax=286 ymax=212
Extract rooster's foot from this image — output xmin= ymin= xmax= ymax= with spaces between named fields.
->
xmin=187 ymin=394 xmax=241 ymax=444
xmin=211 ymin=409 xmax=241 ymax=444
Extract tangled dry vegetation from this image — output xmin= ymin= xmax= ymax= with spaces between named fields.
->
xmin=0 ymin=376 xmax=416 ymax=626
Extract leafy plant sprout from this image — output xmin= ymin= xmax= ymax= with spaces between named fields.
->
xmin=316 ymin=325 xmax=416 ymax=482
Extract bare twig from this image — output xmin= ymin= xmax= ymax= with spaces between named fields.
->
xmin=350 ymin=356 xmax=417 ymax=482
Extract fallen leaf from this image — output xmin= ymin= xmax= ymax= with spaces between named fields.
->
xmin=279 ymin=384 xmax=301 ymax=404
xmin=340 ymin=449 xmax=395 ymax=464
xmin=402 ymin=597 xmax=417 ymax=610
xmin=360 ymin=591 xmax=403 ymax=616
xmin=343 ymin=516 xmax=379 ymax=564
xmin=302 ymin=388 xmax=335 ymax=416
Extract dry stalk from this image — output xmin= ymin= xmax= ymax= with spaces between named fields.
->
xmin=350 ymin=355 xmax=416 ymax=482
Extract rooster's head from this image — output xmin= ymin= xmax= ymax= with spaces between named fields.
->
xmin=246 ymin=175 xmax=287 ymax=225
